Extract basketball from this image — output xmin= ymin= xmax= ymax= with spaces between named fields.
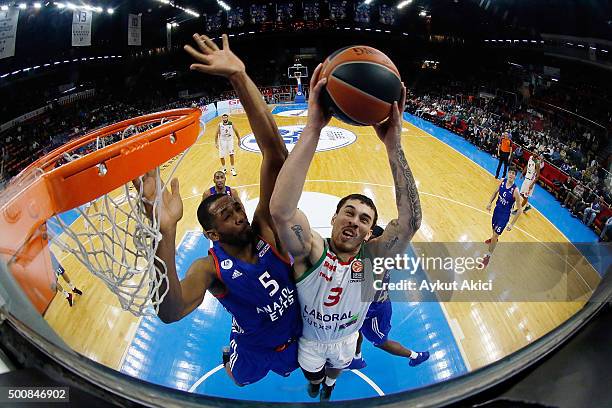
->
xmin=319 ymin=46 xmax=402 ymax=126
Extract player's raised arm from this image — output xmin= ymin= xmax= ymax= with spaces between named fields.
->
xmin=270 ymin=64 xmax=330 ymax=267
xmin=185 ymin=33 xmax=287 ymax=236
xmin=368 ymin=84 xmax=422 ymax=258
xmin=135 ymin=172 xmax=214 ymax=323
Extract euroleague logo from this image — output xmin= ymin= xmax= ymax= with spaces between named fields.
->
xmin=240 ymin=125 xmax=357 ymax=153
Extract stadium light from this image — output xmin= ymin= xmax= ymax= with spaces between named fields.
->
xmin=66 ymin=2 xmax=76 ymax=10
xmin=56 ymin=3 xmax=65 ymax=9
xmin=18 ymin=3 xmax=27 ymax=9
xmin=34 ymin=2 xmax=42 ymax=9
xmin=364 ymin=0 xmax=374 ymax=4
xmin=419 ymin=10 xmax=427 ymax=17
xmin=217 ymin=1 xmax=230 ymax=11
xmin=397 ymin=0 xmax=412 ymax=9
xmin=107 ymin=8 xmax=114 ymax=14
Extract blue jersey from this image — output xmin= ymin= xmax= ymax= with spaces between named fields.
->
xmin=209 ymin=237 xmax=301 ymax=349
xmin=495 ymin=179 xmax=517 ymax=215
xmin=209 ymin=185 xmax=231 ymax=196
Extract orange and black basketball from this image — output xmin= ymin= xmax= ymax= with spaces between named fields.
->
xmin=319 ymin=46 xmax=402 ymax=126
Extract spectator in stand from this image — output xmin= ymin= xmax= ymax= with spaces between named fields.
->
xmin=582 ymin=196 xmax=602 ymax=226
xmin=599 ymin=217 xmax=612 ymax=241
xmin=557 ymin=176 xmax=574 ymax=201
xmin=513 ymin=144 xmax=524 ymax=167
xmin=563 ymin=182 xmax=585 ymax=210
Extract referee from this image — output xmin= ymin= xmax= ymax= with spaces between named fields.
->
xmin=495 ymin=131 xmax=513 ymax=180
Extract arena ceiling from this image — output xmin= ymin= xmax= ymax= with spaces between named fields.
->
xmin=125 ymin=0 xmax=612 ymax=40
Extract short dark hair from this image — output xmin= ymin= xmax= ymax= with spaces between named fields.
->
xmin=508 ymin=166 xmax=518 ymax=174
xmin=222 ymin=114 xmax=228 ymax=117
xmin=198 ymin=194 xmax=226 ymax=231
xmin=335 ymin=194 xmax=378 ymax=227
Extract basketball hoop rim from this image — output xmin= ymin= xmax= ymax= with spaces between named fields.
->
xmin=21 ymin=108 xmax=201 ymax=176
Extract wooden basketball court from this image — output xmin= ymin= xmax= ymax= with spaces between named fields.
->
xmin=42 ymin=108 xmax=600 ymax=373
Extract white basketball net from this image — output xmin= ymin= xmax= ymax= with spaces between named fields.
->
xmin=49 ymin=119 xmax=199 ymax=316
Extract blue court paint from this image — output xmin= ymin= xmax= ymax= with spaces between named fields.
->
xmin=271 ymin=104 xmax=308 ymax=114
xmin=120 ymin=230 xmax=467 ymax=402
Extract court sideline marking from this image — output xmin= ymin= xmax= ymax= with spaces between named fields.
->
xmin=187 ymin=364 xmax=385 ymax=396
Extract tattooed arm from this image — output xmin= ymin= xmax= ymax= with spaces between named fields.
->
xmin=368 ymin=84 xmax=422 ymax=258
xmin=270 ymin=64 xmax=328 ymax=278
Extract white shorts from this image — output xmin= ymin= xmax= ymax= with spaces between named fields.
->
xmin=520 ymin=178 xmax=535 ymax=197
xmin=297 ymin=331 xmax=359 ymax=372
xmin=218 ymin=138 xmax=235 ymax=158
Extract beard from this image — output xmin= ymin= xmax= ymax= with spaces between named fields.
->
xmin=218 ymin=225 xmax=256 ymax=247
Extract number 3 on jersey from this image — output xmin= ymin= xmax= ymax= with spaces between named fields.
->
xmin=259 ymin=271 xmax=279 ymax=297
xmin=324 ymin=287 xmax=343 ymax=307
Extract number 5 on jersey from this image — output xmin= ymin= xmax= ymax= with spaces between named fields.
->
xmin=259 ymin=271 xmax=279 ymax=297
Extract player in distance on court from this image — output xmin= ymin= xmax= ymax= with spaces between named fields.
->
xmin=482 ymin=166 xmax=523 ymax=268
xmin=137 ymin=33 xmax=301 ymax=387
xmin=202 ymin=170 xmax=243 ymax=208
xmin=216 ymin=113 xmax=241 ymax=176
xmin=270 ymin=64 xmax=422 ymax=401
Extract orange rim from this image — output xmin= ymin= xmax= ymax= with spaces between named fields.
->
xmin=0 ymin=108 xmax=201 ymax=313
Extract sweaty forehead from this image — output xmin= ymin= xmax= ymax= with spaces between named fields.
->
xmin=209 ymin=195 xmax=238 ymax=215
xmin=341 ymin=200 xmax=375 ymax=217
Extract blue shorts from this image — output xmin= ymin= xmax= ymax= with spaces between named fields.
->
xmin=492 ymin=208 xmax=510 ymax=236
xmin=49 ymin=252 xmax=65 ymax=276
xmin=361 ymin=300 xmax=392 ymax=347
xmin=227 ymin=333 xmax=299 ymax=386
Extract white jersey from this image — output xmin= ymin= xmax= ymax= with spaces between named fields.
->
xmin=296 ymin=239 xmax=373 ymax=343
xmin=525 ymin=156 xmax=537 ymax=180
xmin=219 ymin=121 xmax=235 ymax=139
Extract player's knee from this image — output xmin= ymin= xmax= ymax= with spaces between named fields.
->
xmin=224 ymin=364 xmax=245 ymax=387
xmin=301 ymin=367 xmax=325 ymax=383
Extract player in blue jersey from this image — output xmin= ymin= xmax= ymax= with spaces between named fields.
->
xmin=202 ymin=170 xmax=243 ymax=207
xmin=482 ymin=166 xmax=523 ymax=268
xmin=349 ymin=226 xmax=429 ymax=370
xmin=138 ymin=33 xmax=301 ymax=387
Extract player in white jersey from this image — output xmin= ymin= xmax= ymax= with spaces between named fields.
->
xmin=514 ymin=151 xmax=543 ymax=214
xmin=216 ymin=113 xmax=241 ymax=176
xmin=270 ymin=65 xmax=421 ymax=401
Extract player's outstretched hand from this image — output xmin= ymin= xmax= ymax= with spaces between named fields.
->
xmin=506 ymin=224 xmax=513 ymax=231
xmin=133 ymin=170 xmax=183 ymax=233
xmin=184 ymin=33 xmax=245 ymax=79
xmin=306 ymin=63 xmax=332 ymax=131
xmin=486 ymin=203 xmax=492 ymax=212
xmin=373 ymin=83 xmax=407 ymax=149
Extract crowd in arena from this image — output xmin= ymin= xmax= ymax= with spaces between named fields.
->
xmin=405 ymin=92 xmax=612 ymax=240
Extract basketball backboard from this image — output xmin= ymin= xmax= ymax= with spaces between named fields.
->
xmin=288 ymin=64 xmax=308 ymax=79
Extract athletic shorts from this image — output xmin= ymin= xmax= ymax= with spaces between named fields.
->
xmin=361 ymin=300 xmax=392 ymax=347
xmin=49 ymin=252 xmax=65 ymax=276
xmin=520 ymin=178 xmax=535 ymax=197
xmin=492 ymin=208 xmax=511 ymax=236
xmin=298 ymin=331 xmax=359 ymax=372
xmin=218 ymin=138 xmax=235 ymax=158
xmin=226 ymin=333 xmax=299 ymax=386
